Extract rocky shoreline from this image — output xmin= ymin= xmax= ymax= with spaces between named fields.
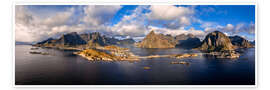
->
xmin=32 ymin=43 xmax=245 ymax=61
xmin=204 ymin=50 xmax=240 ymax=59
xmin=73 ymin=45 xmax=200 ymax=61
xmin=73 ymin=45 xmax=140 ymax=61
xmin=29 ymin=51 xmax=49 ymax=55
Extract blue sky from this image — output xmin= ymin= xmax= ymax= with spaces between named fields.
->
xmin=15 ymin=5 xmax=255 ymax=42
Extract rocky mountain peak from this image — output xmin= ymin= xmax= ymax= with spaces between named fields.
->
xmin=199 ymin=31 xmax=234 ymax=52
xmin=148 ymin=30 xmax=155 ymax=35
xmin=136 ymin=30 xmax=176 ymax=48
xmin=59 ymin=32 xmax=87 ymax=46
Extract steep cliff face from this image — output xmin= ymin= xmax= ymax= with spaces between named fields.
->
xmin=175 ymin=34 xmax=201 ymax=49
xmin=80 ymin=32 xmax=135 ymax=46
xmin=229 ymin=36 xmax=254 ymax=48
xmin=35 ymin=32 xmax=136 ymax=48
xmin=58 ymin=32 xmax=87 ymax=46
xmin=35 ymin=32 xmax=87 ymax=47
xmin=200 ymin=31 xmax=234 ymax=52
xmin=80 ymin=32 xmax=107 ymax=47
xmin=137 ymin=31 xmax=177 ymax=48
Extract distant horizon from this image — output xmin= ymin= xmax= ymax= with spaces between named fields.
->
xmin=15 ymin=5 xmax=255 ymax=43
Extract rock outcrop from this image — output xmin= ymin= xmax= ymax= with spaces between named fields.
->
xmin=136 ymin=31 xmax=177 ymax=48
xmin=199 ymin=31 xmax=234 ymax=52
xmin=199 ymin=31 xmax=241 ymax=59
xmin=229 ymin=35 xmax=254 ymax=48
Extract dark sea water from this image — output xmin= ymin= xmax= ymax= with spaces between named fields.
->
xmin=15 ymin=45 xmax=255 ymax=85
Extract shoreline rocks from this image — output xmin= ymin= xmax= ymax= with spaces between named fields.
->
xmin=204 ymin=50 xmax=240 ymax=59
xmin=30 ymin=47 xmax=39 ymax=50
xmin=170 ymin=61 xmax=190 ymax=65
xmin=29 ymin=51 xmax=49 ymax=55
xmin=74 ymin=46 xmax=139 ymax=61
xmin=170 ymin=53 xmax=198 ymax=59
xmin=143 ymin=67 xmax=151 ymax=70
xmin=75 ymin=45 xmax=200 ymax=61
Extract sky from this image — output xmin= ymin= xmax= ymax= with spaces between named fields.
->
xmin=15 ymin=5 xmax=255 ymax=43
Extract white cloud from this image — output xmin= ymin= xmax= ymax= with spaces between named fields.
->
xmin=109 ymin=6 xmax=148 ymax=37
xmin=15 ymin=6 xmax=78 ymax=42
xmin=15 ymin=5 xmax=255 ymax=43
xmin=109 ymin=5 xmax=197 ymax=37
xmin=15 ymin=5 xmax=206 ymax=42
xmin=224 ymin=24 xmax=234 ymax=31
xmin=147 ymin=5 xmax=193 ymax=21
xmin=15 ymin=5 xmax=122 ymax=43
xmin=146 ymin=5 xmax=194 ymax=29
xmin=39 ymin=9 xmax=74 ymax=27
xmin=111 ymin=24 xmax=146 ymax=36
xmin=202 ymin=22 xmax=255 ymax=40
xmin=148 ymin=26 xmax=206 ymax=39
xmin=82 ymin=5 xmax=121 ymax=26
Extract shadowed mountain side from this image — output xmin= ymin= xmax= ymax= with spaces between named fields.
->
xmin=176 ymin=38 xmax=201 ymax=49
xmin=34 ymin=32 xmax=135 ymax=48
xmin=174 ymin=34 xmax=201 ymax=49
xmin=36 ymin=32 xmax=87 ymax=47
xmin=229 ymin=35 xmax=254 ymax=48
xmin=250 ymin=40 xmax=255 ymax=46
xmin=58 ymin=32 xmax=87 ymax=46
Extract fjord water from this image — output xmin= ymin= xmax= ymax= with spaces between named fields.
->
xmin=15 ymin=45 xmax=255 ymax=85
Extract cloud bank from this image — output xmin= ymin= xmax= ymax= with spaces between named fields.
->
xmin=15 ymin=5 xmax=255 ymax=43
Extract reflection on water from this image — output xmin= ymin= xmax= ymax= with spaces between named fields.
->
xmin=15 ymin=45 xmax=255 ymax=85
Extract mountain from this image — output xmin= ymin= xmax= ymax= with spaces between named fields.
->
xmin=36 ymin=38 xmax=54 ymax=45
xmin=175 ymin=34 xmax=201 ymax=49
xmin=136 ymin=31 xmax=201 ymax=49
xmin=35 ymin=32 xmax=136 ymax=48
xmin=229 ymin=36 xmax=254 ymax=48
xmin=250 ymin=40 xmax=255 ymax=46
xmin=136 ymin=31 xmax=177 ymax=48
xmin=175 ymin=34 xmax=196 ymax=41
xmin=35 ymin=32 xmax=87 ymax=47
xmin=80 ymin=32 xmax=135 ymax=46
xmin=80 ymin=32 xmax=107 ymax=47
xmin=199 ymin=31 xmax=234 ymax=52
xmin=117 ymin=38 xmax=135 ymax=45
xmin=58 ymin=32 xmax=87 ymax=46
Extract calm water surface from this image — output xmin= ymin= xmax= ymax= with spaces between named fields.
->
xmin=15 ymin=45 xmax=255 ymax=85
